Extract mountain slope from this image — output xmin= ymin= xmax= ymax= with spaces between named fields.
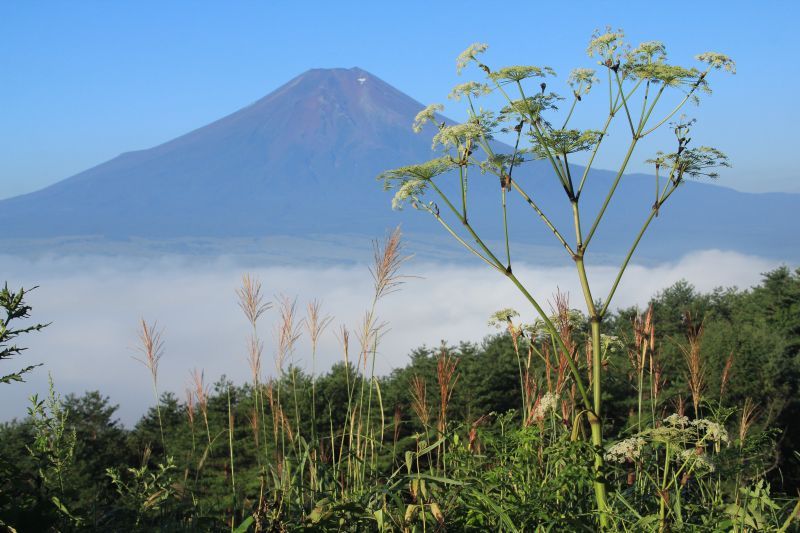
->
xmin=1 ymin=68 xmax=435 ymax=237
xmin=0 ymin=67 xmax=797 ymax=261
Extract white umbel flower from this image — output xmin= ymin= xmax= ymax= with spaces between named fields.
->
xmin=488 ymin=308 xmax=520 ymax=328
xmin=605 ymin=437 xmax=646 ymax=463
xmin=691 ymin=419 xmax=730 ymax=444
xmin=532 ymin=392 xmax=558 ymax=421
xmin=413 ymin=104 xmax=444 ymax=133
xmin=678 ymin=448 xmax=715 ymax=472
xmin=456 ymin=43 xmax=488 ymax=74
xmin=664 ymin=413 xmax=690 ymax=428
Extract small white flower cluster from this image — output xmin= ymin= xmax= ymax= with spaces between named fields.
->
xmin=532 ymin=392 xmax=558 ymax=421
xmin=431 ymin=123 xmax=485 ymax=150
xmin=391 ymin=179 xmax=426 ymax=210
xmin=695 ymin=52 xmax=736 ymax=74
xmin=568 ymin=67 xmax=597 ymax=85
xmin=413 ymin=104 xmax=444 ymax=133
xmin=650 ymin=415 xmax=730 ymax=449
xmin=488 ymin=308 xmax=519 ymax=328
xmin=650 ymin=425 xmax=685 ymax=444
xmin=678 ymin=448 xmax=697 ymax=461
xmin=678 ymin=448 xmax=715 ymax=472
xmin=587 ymin=29 xmax=625 ymax=58
xmin=605 ymin=437 xmax=646 ymax=463
xmin=488 ymin=65 xmax=554 ymax=83
xmin=664 ymin=413 xmax=690 ymax=428
xmin=629 ymin=41 xmax=667 ymax=62
xmin=691 ymin=419 xmax=729 ymax=444
xmin=448 ymin=82 xmax=491 ymax=102
xmin=456 ymin=43 xmax=488 ymax=74
xmin=600 ymin=334 xmax=624 ymax=354
xmin=567 ymin=68 xmax=598 ymax=95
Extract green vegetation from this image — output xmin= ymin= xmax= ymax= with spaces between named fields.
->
xmin=1 ymin=284 xmax=47 ymax=385
xmin=1 ymin=255 xmax=799 ymax=530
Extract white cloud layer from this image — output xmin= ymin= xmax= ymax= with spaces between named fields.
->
xmin=1 ymin=249 xmax=782 ymax=425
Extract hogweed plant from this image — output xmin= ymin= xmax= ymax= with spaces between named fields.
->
xmin=380 ymin=29 xmax=734 ymax=525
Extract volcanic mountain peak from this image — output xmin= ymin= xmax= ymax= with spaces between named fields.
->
xmin=223 ymin=67 xmax=422 ymax=138
xmin=0 ymin=66 xmax=797 ymax=263
xmin=0 ymin=66 xmax=437 ymax=239
xmin=142 ymin=66 xmax=431 ymax=174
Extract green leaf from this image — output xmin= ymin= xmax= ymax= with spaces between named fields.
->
xmin=233 ymin=516 xmax=254 ymax=533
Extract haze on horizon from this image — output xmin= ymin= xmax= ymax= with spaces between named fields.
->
xmin=1 ymin=248 xmax=781 ymax=426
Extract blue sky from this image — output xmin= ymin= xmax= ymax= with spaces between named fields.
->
xmin=1 ymin=1 xmax=797 ymax=199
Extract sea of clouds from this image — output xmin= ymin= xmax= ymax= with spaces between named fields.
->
xmin=1 ymin=249 xmax=783 ymax=425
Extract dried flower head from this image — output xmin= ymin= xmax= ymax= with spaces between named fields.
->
xmin=409 ymin=374 xmax=430 ymax=426
xmin=190 ymin=368 xmax=209 ymax=422
xmin=134 ymin=319 xmax=164 ymax=385
xmin=237 ymin=274 xmax=271 ymax=327
xmin=304 ymin=299 xmax=333 ymax=351
xmin=436 ymin=348 xmax=460 ymax=433
xmin=739 ymin=398 xmax=760 ymax=442
xmin=275 ymin=295 xmax=301 ymax=373
xmin=246 ymin=334 xmax=263 ymax=381
xmin=185 ymin=387 xmax=195 ymax=425
xmin=370 ymin=226 xmax=410 ymax=300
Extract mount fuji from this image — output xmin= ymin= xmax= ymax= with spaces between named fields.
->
xmin=1 ymin=67 xmax=797 ymax=262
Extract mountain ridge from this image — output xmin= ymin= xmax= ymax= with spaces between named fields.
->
xmin=1 ymin=67 xmax=797 ymax=262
